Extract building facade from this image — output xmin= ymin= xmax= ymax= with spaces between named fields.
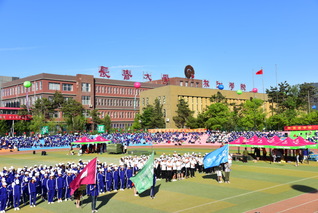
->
xmin=1 ymin=73 xmax=162 ymax=128
xmin=139 ymin=85 xmax=270 ymax=128
xmin=0 ymin=76 xmax=19 ymax=107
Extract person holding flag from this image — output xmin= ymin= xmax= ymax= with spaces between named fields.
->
xmin=203 ymin=144 xmax=229 ymax=182
xmin=130 ymin=151 xmax=155 ymax=198
xmin=69 ymin=158 xmax=97 ymax=209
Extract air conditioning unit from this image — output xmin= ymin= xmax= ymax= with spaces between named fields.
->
xmin=89 ymin=105 xmax=93 ymax=108
xmin=166 ymin=118 xmax=170 ymax=122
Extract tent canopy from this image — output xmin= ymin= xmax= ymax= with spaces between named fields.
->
xmin=71 ymin=136 xmax=110 ymax=145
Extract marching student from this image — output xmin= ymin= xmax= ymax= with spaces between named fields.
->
xmin=65 ymin=171 xmax=74 ymax=200
xmin=119 ymin=165 xmax=126 ymax=191
xmin=0 ymin=182 xmax=8 ymax=213
xmin=12 ymin=179 xmax=21 ymax=211
xmin=46 ymin=174 xmax=56 ymax=204
xmin=87 ymin=183 xmax=99 ymax=213
xmin=28 ymin=177 xmax=37 ymax=207
xmin=56 ymin=172 xmax=65 ymax=202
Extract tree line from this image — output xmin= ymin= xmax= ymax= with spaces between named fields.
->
xmin=0 ymin=81 xmax=317 ymax=135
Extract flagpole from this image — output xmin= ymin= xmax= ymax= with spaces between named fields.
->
xmin=252 ymin=69 xmax=255 ymax=98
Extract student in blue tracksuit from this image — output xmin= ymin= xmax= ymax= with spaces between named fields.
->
xmin=28 ymin=177 xmax=37 ymax=207
xmin=0 ymin=182 xmax=8 ymax=212
xmin=47 ymin=174 xmax=56 ymax=204
xmin=56 ymin=172 xmax=65 ymax=202
xmin=88 ymin=184 xmax=99 ymax=213
xmin=119 ymin=166 xmax=126 ymax=191
xmin=105 ymin=168 xmax=113 ymax=192
xmin=112 ymin=167 xmax=119 ymax=191
xmin=64 ymin=171 xmax=74 ymax=201
xmin=125 ymin=166 xmax=133 ymax=189
xmin=97 ymin=169 xmax=105 ymax=194
xmin=21 ymin=177 xmax=29 ymax=204
xmin=6 ymin=182 xmax=13 ymax=209
xmin=13 ymin=180 xmax=21 ymax=210
xmin=41 ymin=174 xmax=49 ymax=200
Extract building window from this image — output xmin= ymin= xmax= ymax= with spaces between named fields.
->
xmin=62 ymin=84 xmax=73 ymax=91
xmin=49 ymin=82 xmax=60 ymax=90
xmin=180 ymin=81 xmax=183 ymax=86
xmin=185 ymin=81 xmax=188 ymax=87
xmin=82 ymin=96 xmax=91 ymax=105
xmin=82 ymin=83 xmax=91 ymax=92
xmin=52 ymin=111 xmax=59 ymax=118
xmin=163 ymin=96 xmax=166 ymax=104
xmin=146 ymin=98 xmax=149 ymax=105
xmin=196 ymin=82 xmax=199 ymax=87
xmin=101 ymin=87 xmax=104 ymax=93
xmin=191 ymin=82 xmax=194 ymax=87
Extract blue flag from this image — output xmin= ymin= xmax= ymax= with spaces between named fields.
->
xmin=204 ymin=145 xmax=229 ymax=169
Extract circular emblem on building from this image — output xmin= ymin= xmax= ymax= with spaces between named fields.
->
xmin=184 ymin=65 xmax=195 ymax=79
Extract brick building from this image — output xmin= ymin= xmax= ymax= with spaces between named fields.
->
xmin=1 ymin=73 xmax=162 ymax=128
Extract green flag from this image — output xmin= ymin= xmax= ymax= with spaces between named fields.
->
xmin=130 ymin=151 xmax=154 ymax=194
xmin=41 ymin=126 xmax=49 ymax=134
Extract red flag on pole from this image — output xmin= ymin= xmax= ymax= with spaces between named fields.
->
xmin=256 ymin=69 xmax=263 ymax=75
xmin=70 ymin=157 xmax=97 ymax=195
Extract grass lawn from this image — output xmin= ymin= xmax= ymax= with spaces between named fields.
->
xmin=1 ymin=147 xmax=318 ymax=213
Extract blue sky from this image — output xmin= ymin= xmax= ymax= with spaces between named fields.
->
xmin=0 ymin=0 xmax=317 ymax=92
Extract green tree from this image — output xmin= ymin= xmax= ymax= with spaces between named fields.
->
xmin=61 ymin=99 xmax=85 ymax=130
xmin=131 ymin=113 xmax=142 ymax=130
xmin=29 ymin=114 xmax=46 ymax=133
xmin=101 ymin=114 xmax=112 ymax=133
xmin=90 ymin=109 xmax=102 ymax=130
xmin=140 ymin=105 xmax=155 ymax=129
xmin=51 ymin=91 xmax=65 ymax=109
xmin=238 ymin=98 xmax=266 ymax=130
xmin=204 ymin=102 xmax=231 ymax=130
xmin=152 ymin=99 xmax=165 ymax=128
xmin=210 ymin=91 xmax=227 ymax=103
xmin=32 ymin=98 xmax=55 ymax=120
xmin=0 ymin=120 xmax=9 ymax=135
xmin=14 ymin=120 xmax=30 ymax=134
xmin=173 ymin=99 xmax=194 ymax=128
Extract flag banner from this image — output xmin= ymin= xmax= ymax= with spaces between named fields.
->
xmin=130 ymin=151 xmax=154 ymax=194
xmin=70 ymin=157 xmax=97 ymax=195
xmin=203 ymin=145 xmax=229 ymax=169
xmin=256 ymin=69 xmax=263 ymax=75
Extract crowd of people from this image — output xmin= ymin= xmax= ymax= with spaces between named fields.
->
xmin=1 ymin=130 xmax=317 ymax=151
xmin=0 ymin=150 xmax=233 ymax=212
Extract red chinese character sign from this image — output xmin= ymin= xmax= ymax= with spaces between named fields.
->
xmin=143 ymin=72 xmax=152 ymax=81
xmin=216 ymin=81 xmax=222 ymax=88
xmin=203 ymin=80 xmax=210 ymax=88
xmin=122 ymin=70 xmax=132 ymax=80
xmin=229 ymin=82 xmax=235 ymax=90
xmin=99 ymin=66 xmax=110 ymax=78
xmin=162 ymin=74 xmax=169 ymax=85
xmin=240 ymin=84 xmax=246 ymax=91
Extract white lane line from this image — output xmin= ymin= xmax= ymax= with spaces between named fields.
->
xmin=277 ymin=198 xmax=318 ymax=212
xmin=173 ymin=175 xmax=318 ymax=213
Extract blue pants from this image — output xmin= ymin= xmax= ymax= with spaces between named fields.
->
xmin=57 ymin=188 xmax=63 ymax=199
xmin=0 ymin=197 xmax=7 ymax=211
xmin=13 ymin=194 xmax=21 ymax=208
xmin=48 ymin=190 xmax=55 ymax=202
xmin=29 ymin=192 xmax=36 ymax=206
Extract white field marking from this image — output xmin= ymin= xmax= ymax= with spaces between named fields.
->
xmin=243 ymin=189 xmax=318 ymax=212
xmin=173 ymin=175 xmax=318 ymax=213
xmin=235 ymin=163 xmax=318 ymax=174
xmin=276 ymin=198 xmax=318 ymax=213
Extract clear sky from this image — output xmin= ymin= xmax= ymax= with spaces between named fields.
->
xmin=0 ymin=0 xmax=317 ymax=92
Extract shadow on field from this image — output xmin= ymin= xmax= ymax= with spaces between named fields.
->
xmin=202 ymin=174 xmax=218 ymax=182
xmin=139 ymin=184 xmax=161 ymax=198
xmin=291 ymin=185 xmax=317 ymax=193
xmin=81 ymin=192 xmax=117 ymax=209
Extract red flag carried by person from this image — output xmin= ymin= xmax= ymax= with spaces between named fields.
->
xmin=256 ymin=69 xmax=263 ymax=75
xmin=70 ymin=157 xmax=97 ymax=195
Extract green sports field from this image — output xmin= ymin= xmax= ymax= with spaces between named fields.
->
xmin=1 ymin=147 xmax=318 ymax=213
